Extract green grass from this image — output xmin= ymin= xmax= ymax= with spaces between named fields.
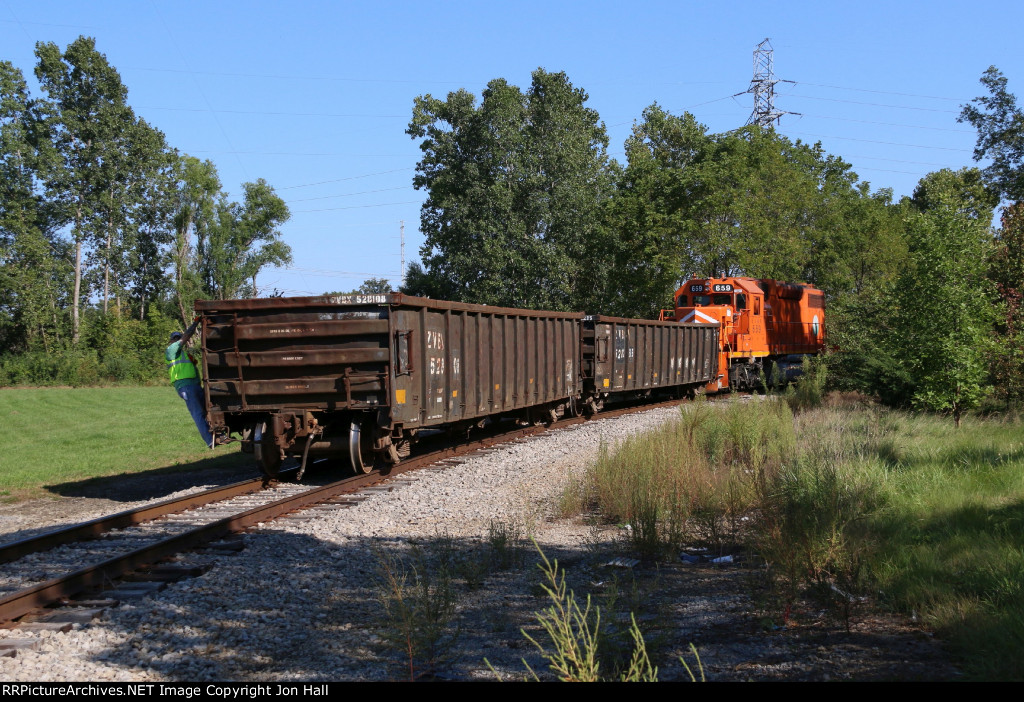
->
xmin=848 ymin=409 xmax=1024 ymax=680
xmin=0 ymin=386 xmax=247 ymax=499
xmin=577 ymin=394 xmax=1024 ymax=680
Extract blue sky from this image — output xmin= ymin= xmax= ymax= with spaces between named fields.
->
xmin=2 ymin=1 xmax=1020 ymax=296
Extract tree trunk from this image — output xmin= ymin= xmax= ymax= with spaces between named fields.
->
xmin=72 ymin=238 xmax=82 ymax=345
xmin=104 ymin=224 xmax=111 ymax=315
xmin=175 ymin=214 xmax=193 ymax=326
xmin=71 ymin=196 xmax=84 ymax=345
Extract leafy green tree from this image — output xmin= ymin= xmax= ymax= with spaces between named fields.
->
xmin=603 ymin=106 xmax=709 ymax=316
xmin=93 ymin=116 xmax=169 ymax=316
xmin=959 ymin=66 xmax=1024 ymax=202
xmin=399 ymin=260 xmax=455 ymax=299
xmin=609 ymin=106 xmax=906 ymax=317
xmin=167 ymin=154 xmax=221 ymax=323
xmin=325 ymin=277 xmax=394 ymax=296
xmin=199 ymin=178 xmax=291 ymax=300
xmin=987 ymin=202 xmax=1024 ymax=405
xmin=0 ymin=60 xmax=70 ymax=352
xmin=407 ymin=69 xmax=614 ymax=311
xmin=128 ymin=145 xmax=181 ymax=322
xmin=893 ymin=168 xmax=997 ymax=425
xmin=0 ymin=38 xmax=297 ymax=382
xmin=34 ymin=36 xmax=135 ymax=343
xmin=355 ymin=277 xmax=393 ymax=295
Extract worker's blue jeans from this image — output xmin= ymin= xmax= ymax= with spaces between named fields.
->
xmin=177 ymin=383 xmax=213 ymax=447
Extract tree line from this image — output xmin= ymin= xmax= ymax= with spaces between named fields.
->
xmin=3 ymin=38 xmax=1022 ymax=419
xmin=0 ymin=37 xmax=291 ymax=384
xmin=401 ymin=68 xmax=1024 ymax=418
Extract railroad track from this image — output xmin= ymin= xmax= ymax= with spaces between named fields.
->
xmin=0 ymin=397 xmax=689 ymax=629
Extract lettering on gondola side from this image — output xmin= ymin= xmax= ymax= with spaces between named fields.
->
xmin=614 ymin=328 xmax=626 ymax=360
xmin=427 ymin=330 xmax=446 ymax=376
xmin=324 ymin=294 xmax=388 ymax=305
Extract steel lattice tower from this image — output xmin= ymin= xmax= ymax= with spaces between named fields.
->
xmin=746 ymin=38 xmax=794 ymax=128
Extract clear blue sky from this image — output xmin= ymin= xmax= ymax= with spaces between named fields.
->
xmin=2 ymin=1 xmax=1020 ymax=296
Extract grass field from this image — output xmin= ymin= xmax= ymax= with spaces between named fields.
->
xmin=0 ymin=386 xmax=249 ymax=499
xmin=566 ymin=395 xmax=1024 ymax=680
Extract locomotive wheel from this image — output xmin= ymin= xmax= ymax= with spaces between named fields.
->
xmin=348 ymin=419 xmax=375 ymax=474
xmin=254 ymin=422 xmax=282 ymax=479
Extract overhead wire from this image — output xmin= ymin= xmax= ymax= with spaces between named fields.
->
xmin=147 ymin=1 xmax=250 ymax=181
xmin=283 ymin=186 xmax=411 ymax=204
xmin=782 ymin=93 xmax=961 ymax=114
xmin=292 ymin=200 xmax=422 ymax=213
xmin=278 ymin=168 xmax=414 ymax=190
xmin=786 ymin=131 xmax=972 ymax=152
xmin=138 ymin=105 xmax=408 ymax=119
xmin=791 ymin=80 xmax=967 ymax=103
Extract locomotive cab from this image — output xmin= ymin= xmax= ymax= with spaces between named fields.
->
xmin=671 ymin=277 xmax=824 ymax=392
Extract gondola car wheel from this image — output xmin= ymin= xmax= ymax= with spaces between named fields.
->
xmin=349 ymin=419 xmax=375 ymax=474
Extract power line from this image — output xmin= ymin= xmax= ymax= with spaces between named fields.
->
xmin=783 ymin=93 xmax=960 ymax=114
xmin=278 ymin=168 xmax=414 ymax=190
xmin=607 ymin=93 xmax=745 ymax=128
xmin=185 ymin=149 xmax=413 ymax=157
xmin=787 ymin=130 xmax=973 ymax=152
xmin=0 ymin=17 xmax=99 ymax=29
xmin=284 ymin=266 xmax=403 ymax=278
xmin=280 ymin=219 xmax=407 ymax=230
xmin=127 ymin=65 xmax=467 ymax=85
xmin=292 ymin=200 xmax=421 ymax=213
xmin=792 ymin=80 xmax=967 ymax=103
xmin=843 ymin=154 xmax=961 ymax=167
xmin=138 ymin=105 xmax=407 ymax=119
xmin=852 ymin=166 xmax=934 ymax=176
xmin=796 ymin=112 xmax=973 ymax=133
xmin=284 ymin=185 xmax=412 ymax=204
xmin=147 ymin=1 xmax=250 ymax=182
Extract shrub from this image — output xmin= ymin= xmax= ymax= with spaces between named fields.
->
xmin=784 ymin=355 xmax=828 ymax=413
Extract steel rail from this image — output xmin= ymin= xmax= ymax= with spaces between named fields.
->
xmin=0 ymin=397 xmax=690 ymax=624
xmin=0 ymin=471 xmax=385 ymax=623
xmin=0 ymin=477 xmax=270 ymax=565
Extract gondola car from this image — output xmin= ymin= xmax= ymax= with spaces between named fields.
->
xmin=196 ymin=294 xmax=719 ymax=477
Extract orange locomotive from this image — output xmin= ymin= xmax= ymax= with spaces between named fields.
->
xmin=665 ymin=277 xmax=825 ymax=392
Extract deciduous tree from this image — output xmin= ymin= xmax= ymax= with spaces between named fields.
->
xmin=34 ymin=36 xmax=135 ymax=343
xmin=894 ymin=168 xmax=997 ymax=425
xmin=199 ymin=179 xmax=291 ymax=300
xmin=408 ymin=69 xmax=614 ymax=311
xmin=0 ymin=60 xmax=69 ymax=352
xmin=960 ymin=66 xmax=1024 ymax=203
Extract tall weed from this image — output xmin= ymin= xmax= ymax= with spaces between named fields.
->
xmin=514 ymin=544 xmax=660 ymax=682
xmin=374 ymin=546 xmax=461 ymax=680
xmin=589 ymin=397 xmax=794 ymax=557
xmin=784 ymin=355 xmax=828 ymax=413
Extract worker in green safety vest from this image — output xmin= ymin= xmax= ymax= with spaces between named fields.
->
xmin=166 ymin=318 xmax=226 ymax=448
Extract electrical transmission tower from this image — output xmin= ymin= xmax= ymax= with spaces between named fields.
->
xmin=745 ymin=38 xmax=797 ymax=128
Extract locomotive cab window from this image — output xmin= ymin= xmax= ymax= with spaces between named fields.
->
xmin=735 ymin=293 xmax=746 ymax=310
xmin=712 ymin=293 xmax=731 ymax=305
xmin=754 ymin=297 xmax=761 ymax=315
xmin=676 ymin=294 xmax=687 ymax=307
xmin=692 ymin=294 xmax=710 ymax=306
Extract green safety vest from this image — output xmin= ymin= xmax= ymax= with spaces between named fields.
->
xmin=166 ymin=345 xmax=198 ymax=383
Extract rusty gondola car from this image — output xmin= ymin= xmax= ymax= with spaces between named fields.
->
xmin=197 ymin=294 xmax=584 ymax=477
xmin=196 ymin=294 xmax=719 ymax=477
xmin=581 ymin=315 xmax=719 ymax=416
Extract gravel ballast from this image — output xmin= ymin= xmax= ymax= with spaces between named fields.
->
xmin=0 ymin=406 xmax=954 ymax=681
